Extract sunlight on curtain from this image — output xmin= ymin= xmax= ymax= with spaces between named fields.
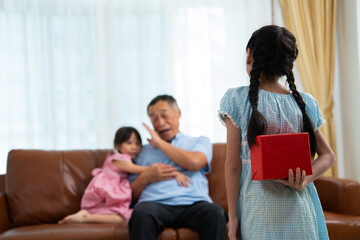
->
xmin=278 ymin=0 xmax=338 ymax=177
xmin=0 ymin=0 xmax=280 ymax=174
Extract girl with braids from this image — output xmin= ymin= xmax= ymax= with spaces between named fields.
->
xmin=219 ymin=25 xmax=335 ymax=240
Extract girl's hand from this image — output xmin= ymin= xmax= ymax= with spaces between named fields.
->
xmin=174 ymin=172 xmax=191 ymax=187
xmin=143 ymin=123 xmax=164 ymax=149
xmin=227 ymin=218 xmax=241 ymax=240
xmin=275 ymin=168 xmax=307 ymax=191
xmin=147 ymin=163 xmax=178 ymax=182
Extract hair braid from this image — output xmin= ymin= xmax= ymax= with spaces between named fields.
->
xmin=245 ymin=25 xmax=317 ymax=154
xmin=248 ymin=70 xmax=260 ymax=108
xmin=286 ymin=69 xmax=317 ymax=156
xmin=247 ymin=66 xmax=267 ymax=147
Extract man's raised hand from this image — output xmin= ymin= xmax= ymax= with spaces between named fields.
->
xmin=143 ymin=123 xmax=164 ymax=148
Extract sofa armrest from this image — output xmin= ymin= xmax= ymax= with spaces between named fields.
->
xmin=0 ymin=193 xmax=10 ymax=234
xmin=314 ymin=176 xmax=360 ymax=216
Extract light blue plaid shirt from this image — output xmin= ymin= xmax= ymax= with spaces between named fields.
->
xmin=129 ymin=133 xmax=213 ymax=206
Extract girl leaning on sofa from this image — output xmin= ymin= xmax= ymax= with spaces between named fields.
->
xmin=59 ymin=126 xmax=190 ymax=225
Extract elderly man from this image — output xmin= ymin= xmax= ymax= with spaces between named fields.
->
xmin=129 ymin=95 xmax=227 ymax=240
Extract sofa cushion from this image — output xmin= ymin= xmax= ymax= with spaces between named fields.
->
xmin=6 ymin=149 xmax=108 ymax=227
xmin=176 ymin=228 xmax=198 ymax=240
xmin=0 ymin=223 xmax=129 ymax=240
xmin=0 ymin=225 xmax=178 ymax=240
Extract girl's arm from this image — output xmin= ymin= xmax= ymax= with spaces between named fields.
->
xmin=112 ymin=160 xmax=148 ymax=174
xmin=224 ymin=117 xmax=242 ymax=240
xmin=130 ymin=163 xmax=177 ymax=202
xmin=174 ymin=171 xmax=191 ymax=187
xmin=305 ymin=129 xmax=336 ymax=184
xmin=276 ymin=129 xmax=336 ymax=191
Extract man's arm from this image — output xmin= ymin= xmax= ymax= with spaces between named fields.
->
xmin=130 ymin=163 xmax=177 ymax=202
xmin=157 ymin=141 xmax=207 ymax=171
xmin=143 ymin=123 xmax=209 ymax=172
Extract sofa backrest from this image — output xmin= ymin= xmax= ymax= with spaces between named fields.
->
xmin=207 ymin=143 xmax=227 ymax=213
xmin=6 ymin=149 xmax=108 ymax=228
xmin=0 ymin=174 xmax=4 ymax=193
xmin=5 ymin=144 xmax=228 ymax=228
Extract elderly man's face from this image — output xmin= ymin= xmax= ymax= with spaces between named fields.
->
xmin=148 ymin=100 xmax=181 ymax=142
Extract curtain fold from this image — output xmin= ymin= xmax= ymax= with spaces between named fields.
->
xmin=278 ymin=0 xmax=337 ymax=176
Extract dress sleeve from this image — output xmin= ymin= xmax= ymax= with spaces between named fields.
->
xmin=218 ymin=88 xmax=241 ymax=129
xmin=111 ymin=152 xmax=132 ymax=163
xmin=302 ymin=93 xmax=326 ymax=130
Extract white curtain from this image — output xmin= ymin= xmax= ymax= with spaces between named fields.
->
xmin=0 ymin=0 xmax=281 ymax=174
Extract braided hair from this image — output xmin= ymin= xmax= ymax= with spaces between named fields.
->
xmin=246 ymin=25 xmax=317 ymax=156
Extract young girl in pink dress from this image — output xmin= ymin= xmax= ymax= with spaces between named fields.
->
xmin=59 ymin=126 xmax=190 ymax=224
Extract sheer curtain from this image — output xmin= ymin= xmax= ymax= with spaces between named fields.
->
xmin=0 ymin=0 xmax=281 ymax=174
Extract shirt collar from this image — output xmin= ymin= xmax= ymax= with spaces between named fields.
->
xmin=170 ymin=132 xmax=183 ymax=143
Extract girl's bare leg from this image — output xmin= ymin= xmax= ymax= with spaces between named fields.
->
xmin=58 ymin=210 xmax=126 ymax=224
xmin=58 ymin=210 xmax=89 ymax=224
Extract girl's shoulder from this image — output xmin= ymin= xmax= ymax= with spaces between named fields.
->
xmin=220 ymin=86 xmax=249 ymax=107
xmin=222 ymin=86 xmax=249 ymax=100
xmin=299 ymin=92 xmax=325 ymax=129
xmin=107 ymin=150 xmax=132 ymax=162
xmin=219 ymin=86 xmax=249 ymax=128
xmin=299 ymin=92 xmax=320 ymax=109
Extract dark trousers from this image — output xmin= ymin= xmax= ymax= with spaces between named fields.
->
xmin=128 ymin=201 xmax=228 ymax=240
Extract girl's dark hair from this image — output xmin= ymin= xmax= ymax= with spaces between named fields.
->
xmin=246 ymin=25 xmax=317 ymax=156
xmin=114 ymin=127 xmax=142 ymax=147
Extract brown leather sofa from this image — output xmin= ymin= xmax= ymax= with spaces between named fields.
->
xmin=0 ymin=143 xmax=359 ymax=239
xmin=0 ymin=144 xmax=227 ymax=240
xmin=314 ymin=176 xmax=360 ymax=239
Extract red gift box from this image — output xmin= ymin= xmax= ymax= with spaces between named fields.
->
xmin=250 ymin=133 xmax=313 ymax=180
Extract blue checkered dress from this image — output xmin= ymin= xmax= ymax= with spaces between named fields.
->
xmin=219 ymin=86 xmax=329 ymax=240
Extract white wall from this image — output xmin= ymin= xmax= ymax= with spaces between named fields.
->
xmin=335 ymin=0 xmax=360 ymax=181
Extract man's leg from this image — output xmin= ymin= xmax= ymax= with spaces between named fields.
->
xmin=176 ymin=201 xmax=228 ymax=240
xmin=128 ymin=202 xmax=176 ymax=240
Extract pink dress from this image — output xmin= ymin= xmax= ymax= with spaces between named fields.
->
xmin=80 ymin=150 xmax=133 ymax=220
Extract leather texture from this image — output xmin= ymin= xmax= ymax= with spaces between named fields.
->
xmin=314 ymin=176 xmax=360 ymax=239
xmin=0 ymin=146 xmax=227 ymax=240
xmin=323 ymin=211 xmax=360 ymax=240
xmin=207 ymin=143 xmax=227 ymax=213
xmin=314 ymin=176 xmax=360 ymax=215
xmin=0 ymin=175 xmax=4 ymax=194
xmin=0 ymin=144 xmax=359 ymax=239
xmin=6 ymin=149 xmax=108 ymax=228
xmin=0 ymin=194 xmax=9 ymax=234
xmin=176 ymin=228 xmax=199 ymax=240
